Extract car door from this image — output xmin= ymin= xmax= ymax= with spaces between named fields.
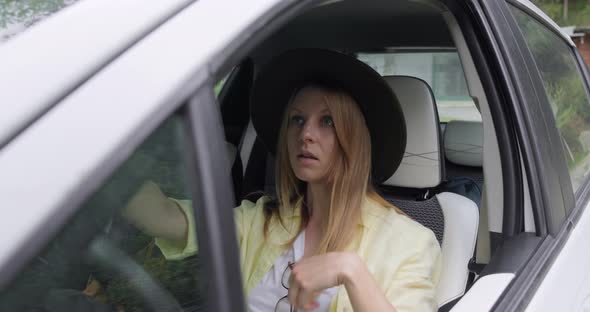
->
xmin=0 ymin=0 xmax=306 ymax=311
xmin=503 ymin=1 xmax=590 ymax=310
xmin=447 ymin=0 xmax=590 ymax=310
xmin=432 ymin=0 xmax=580 ymax=310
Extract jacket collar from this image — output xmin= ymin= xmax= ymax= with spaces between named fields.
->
xmin=266 ymin=196 xmax=389 ymax=246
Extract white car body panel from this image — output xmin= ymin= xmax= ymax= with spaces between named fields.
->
xmin=0 ymin=0 xmax=281 ymax=271
xmin=451 ymin=273 xmax=515 ymax=312
xmin=0 ymin=0 xmax=193 ymax=147
xmin=525 ymin=201 xmax=590 ymax=311
xmin=0 ymin=0 xmax=586 ymax=310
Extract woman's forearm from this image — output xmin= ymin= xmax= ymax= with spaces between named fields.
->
xmin=122 ymin=181 xmax=188 ymax=243
xmin=343 ymin=253 xmax=397 ymax=312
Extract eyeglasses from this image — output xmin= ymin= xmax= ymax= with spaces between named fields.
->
xmin=275 ymin=261 xmax=295 ymax=312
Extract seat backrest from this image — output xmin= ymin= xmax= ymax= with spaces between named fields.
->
xmin=443 ymin=120 xmax=489 ymax=273
xmin=382 ymin=76 xmax=479 ymax=308
xmin=381 ymin=76 xmax=445 ymax=241
xmin=443 ymin=120 xmax=484 ymax=189
xmin=443 ymin=120 xmax=484 ymax=212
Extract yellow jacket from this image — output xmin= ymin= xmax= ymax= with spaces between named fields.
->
xmin=156 ymin=196 xmax=441 ymax=312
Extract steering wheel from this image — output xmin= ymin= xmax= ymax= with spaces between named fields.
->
xmin=86 ymin=236 xmax=183 ymax=312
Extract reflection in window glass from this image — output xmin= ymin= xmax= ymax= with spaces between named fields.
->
xmin=0 ymin=0 xmax=79 ymax=44
xmin=357 ymin=52 xmax=482 ymax=122
xmin=0 ymin=115 xmax=205 ymax=311
xmin=512 ymin=7 xmax=590 ymax=191
xmin=214 ymin=70 xmax=233 ymax=98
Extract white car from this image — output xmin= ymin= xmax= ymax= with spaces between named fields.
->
xmin=0 ymin=0 xmax=588 ymax=311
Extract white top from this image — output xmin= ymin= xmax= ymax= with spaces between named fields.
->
xmin=247 ymin=230 xmax=338 ymax=312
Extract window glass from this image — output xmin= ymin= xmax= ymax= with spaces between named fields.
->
xmin=0 ymin=115 xmax=205 ymax=311
xmin=511 ymin=6 xmax=590 ymax=192
xmin=357 ymin=51 xmax=482 ymax=122
xmin=0 ymin=0 xmax=80 ymax=44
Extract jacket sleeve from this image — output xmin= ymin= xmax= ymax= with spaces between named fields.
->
xmin=384 ymin=229 xmax=442 ymax=312
xmin=155 ymin=198 xmax=257 ymax=260
xmin=154 ymin=198 xmax=199 ymax=260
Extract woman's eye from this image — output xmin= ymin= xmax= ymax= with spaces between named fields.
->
xmin=289 ymin=115 xmax=305 ymax=127
xmin=321 ymin=116 xmax=334 ymax=127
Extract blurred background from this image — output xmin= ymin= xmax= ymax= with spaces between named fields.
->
xmin=534 ymin=0 xmax=590 ymax=66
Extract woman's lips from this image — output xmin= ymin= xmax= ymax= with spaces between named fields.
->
xmin=298 ymin=151 xmax=318 ymax=159
xmin=297 ymin=152 xmax=318 ymax=165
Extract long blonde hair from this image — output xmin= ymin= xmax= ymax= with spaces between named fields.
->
xmin=263 ymin=84 xmax=402 ymax=253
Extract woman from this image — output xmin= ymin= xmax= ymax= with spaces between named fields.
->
xmin=124 ymin=49 xmax=441 ymax=312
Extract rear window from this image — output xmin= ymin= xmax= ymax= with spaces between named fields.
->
xmin=357 ymin=51 xmax=482 ymax=122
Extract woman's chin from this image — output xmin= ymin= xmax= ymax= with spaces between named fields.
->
xmin=294 ymin=169 xmax=326 ymax=184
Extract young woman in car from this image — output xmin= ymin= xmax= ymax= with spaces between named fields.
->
xmin=123 ymin=49 xmax=441 ymax=312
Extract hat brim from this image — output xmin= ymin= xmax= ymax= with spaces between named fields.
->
xmin=251 ymin=49 xmax=406 ymax=184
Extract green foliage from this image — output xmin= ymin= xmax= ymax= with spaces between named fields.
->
xmin=533 ymin=0 xmax=590 ymax=26
xmin=514 ymin=4 xmax=590 ymax=171
xmin=546 ymin=76 xmax=590 ymax=164
xmin=214 ymin=76 xmax=228 ymax=97
xmin=0 ymin=0 xmax=75 ymax=28
xmin=535 ymin=2 xmax=563 ymax=22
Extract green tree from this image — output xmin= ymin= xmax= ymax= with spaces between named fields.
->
xmin=0 ymin=0 xmax=77 ymax=41
xmin=532 ymin=0 xmax=590 ymax=26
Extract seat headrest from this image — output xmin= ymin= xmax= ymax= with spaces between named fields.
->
xmin=382 ymin=76 xmax=443 ymax=189
xmin=444 ymin=120 xmax=483 ymax=167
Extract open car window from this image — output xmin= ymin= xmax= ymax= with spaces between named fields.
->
xmin=0 ymin=114 xmax=205 ymax=312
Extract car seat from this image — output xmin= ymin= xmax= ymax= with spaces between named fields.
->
xmin=381 ymin=76 xmax=479 ymax=309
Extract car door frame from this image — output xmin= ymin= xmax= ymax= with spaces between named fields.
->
xmin=505 ymin=0 xmax=590 ymax=309
xmin=446 ymin=0 xmax=585 ymax=310
xmin=0 ymin=25 xmax=246 ymax=312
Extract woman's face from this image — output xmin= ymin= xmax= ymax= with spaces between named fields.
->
xmin=287 ymin=87 xmax=340 ymax=185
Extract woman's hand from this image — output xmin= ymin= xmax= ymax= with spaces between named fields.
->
xmin=288 ymin=251 xmax=396 ymax=312
xmin=287 ymin=252 xmax=360 ymax=311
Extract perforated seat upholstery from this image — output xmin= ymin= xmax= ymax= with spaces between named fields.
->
xmin=382 ymin=76 xmax=479 ymax=308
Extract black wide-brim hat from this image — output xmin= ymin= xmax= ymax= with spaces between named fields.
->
xmin=250 ymin=49 xmax=406 ymax=184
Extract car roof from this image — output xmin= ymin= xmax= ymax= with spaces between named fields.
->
xmin=253 ymin=0 xmax=574 ymax=62
xmin=0 ymin=0 xmax=194 ymax=148
xmin=253 ymin=0 xmax=453 ymax=59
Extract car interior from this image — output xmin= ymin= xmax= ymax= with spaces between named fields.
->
xmin=216 ymin=0 xmax=526 ymax=310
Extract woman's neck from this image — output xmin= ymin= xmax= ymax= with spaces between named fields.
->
xmin=306 ymin=182 xmax=331 ymax=228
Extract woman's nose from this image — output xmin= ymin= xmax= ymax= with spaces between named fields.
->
xmin=300 ymin=122 xmax=316 ymax=143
